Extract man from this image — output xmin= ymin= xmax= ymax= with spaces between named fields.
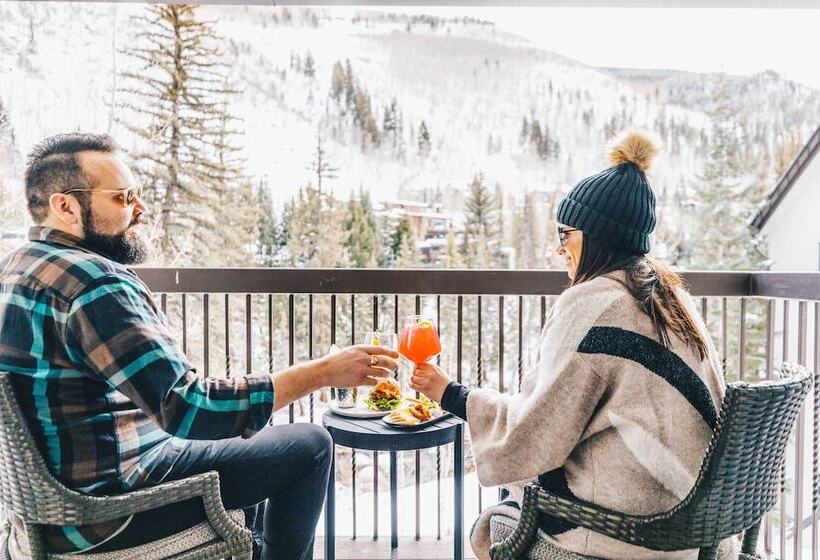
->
xmin=0 ymin=133 xmax=398 ymax=559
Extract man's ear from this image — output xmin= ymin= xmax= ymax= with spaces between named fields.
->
xmin=48 ymin=193 xmax=82 ymax=227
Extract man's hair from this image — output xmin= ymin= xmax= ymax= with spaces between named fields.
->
xmin=24 ymin=133 xmax=118 ymax=223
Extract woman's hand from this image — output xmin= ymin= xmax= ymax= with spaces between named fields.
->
xmin=409 ymin=363 xmax=452 ymax=403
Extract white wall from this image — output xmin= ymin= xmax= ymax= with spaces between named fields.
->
xmin=761 ymin=153 xmax=820 ymax=271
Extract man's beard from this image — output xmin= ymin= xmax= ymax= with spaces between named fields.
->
xmin=81 ymin=207 xmax=149 ymax=265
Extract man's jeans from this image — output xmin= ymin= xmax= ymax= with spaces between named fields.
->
xmin=95 ymin=423 xmax=333 ymax=560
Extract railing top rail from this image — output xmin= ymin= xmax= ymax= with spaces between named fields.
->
xmin=751 ymin=272 xmax=820 ymax=301
xmin=127 ymin=268 xmax=820 ymax=299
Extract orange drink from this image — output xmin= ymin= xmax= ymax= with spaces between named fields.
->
xmin=399 ymin=315 xmax=442 ymax=364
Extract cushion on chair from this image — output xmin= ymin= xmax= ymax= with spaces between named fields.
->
xmin=489 ymin=514 xmax=601 ymax=560
xmin=6 ymin=510 xmax=245 ymax=560
xmin=489 ymin=514 xmax=740 ymax=560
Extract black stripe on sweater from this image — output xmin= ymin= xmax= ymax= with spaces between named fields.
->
xmin=577 ymin=326 xmax=718 ymax=430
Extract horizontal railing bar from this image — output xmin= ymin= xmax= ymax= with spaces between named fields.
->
xmin=752 ymin=272 xmax=820 ymax=301
xmin=130 ymin=268 xmax=793 ymax=298
xmin=136 ymin=268 xmax=568 ymax=295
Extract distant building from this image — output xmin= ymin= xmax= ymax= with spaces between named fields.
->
xmin=377 ymin=199 xmax=458 ymax=266
xmin=753 ymin=125 xmax=820 ymax=271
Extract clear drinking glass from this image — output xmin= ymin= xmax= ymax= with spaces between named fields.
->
xmin=363 ymin=331 xmax=399 ymax=399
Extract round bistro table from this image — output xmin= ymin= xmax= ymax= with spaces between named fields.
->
xmin=322 ymin=410 xmax=464 ymax=560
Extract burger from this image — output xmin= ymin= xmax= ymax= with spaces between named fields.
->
xmin=364 ymin=378 xmax=402 ymax=411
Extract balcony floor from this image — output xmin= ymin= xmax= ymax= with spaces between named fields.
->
xmin=313 ymin=536 xmax=476 ymax=559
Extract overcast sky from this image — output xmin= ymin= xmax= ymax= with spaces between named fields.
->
xmin=365 ymin=7 xmax=820 ymax=89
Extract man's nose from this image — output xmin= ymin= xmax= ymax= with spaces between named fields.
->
xmin=134 ymin=196 xmax=147 ymax=215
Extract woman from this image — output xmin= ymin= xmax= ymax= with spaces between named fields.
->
xmin=410 ymin=131 xmax=728 ymax=559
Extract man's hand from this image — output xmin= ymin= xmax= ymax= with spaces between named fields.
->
xmin=272 ymin=345 xmax=399 ymax=412
xmin=409 ymin=363 xmax=451 ymax=403
xmin=319 ymin=344 xmax=400 ymax=388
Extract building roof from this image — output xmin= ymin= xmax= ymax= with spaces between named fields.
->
xmin=752 ymin=123 xmax=820 ymax=230
xmin=380 ymin=199 xmax=430 ymax=208
xmin=404 ymin=211 xmax=451 ymax=220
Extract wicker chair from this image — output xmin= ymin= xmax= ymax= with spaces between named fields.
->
xmin=490 ymin=361 xmax=814 ymax=560
xmin=0 ymin=372 xmax=253 ymax=560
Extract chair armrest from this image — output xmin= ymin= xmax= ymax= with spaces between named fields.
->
xmin=489 ymin=484 xmax=541 ymax=559
xmin=521 ymin=482 xmax=646 ymax=544
xmin=50 ymin=471 xmax=247 ymax=544
xmin=490 ymin=483 xmax=646 ymax=558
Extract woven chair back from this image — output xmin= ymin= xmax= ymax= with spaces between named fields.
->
xmin=0 ymin=372 xmax=84 ymax=524
xmin=638 ymin=362 xmax=813 ymax=548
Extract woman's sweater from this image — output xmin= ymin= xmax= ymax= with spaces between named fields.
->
xmin=449 ymin=272 xmax=726 ymax=560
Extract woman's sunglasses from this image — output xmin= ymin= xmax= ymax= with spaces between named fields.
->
xmin=558 ymin=227 xmax=580 ymax=246
xmin=61 ymin=185 xmax=144 ymax=208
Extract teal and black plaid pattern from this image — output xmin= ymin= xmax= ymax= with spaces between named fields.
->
xmin=0 ymin=227 xmax=275 ymax=552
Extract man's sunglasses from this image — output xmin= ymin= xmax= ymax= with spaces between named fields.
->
xmin=61 ymin=185 xmax=144 ymax=208
xmin=558 ymin=227 xmax=580 ymax=246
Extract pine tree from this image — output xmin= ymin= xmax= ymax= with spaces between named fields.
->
xmin=382 ymin=97 xmax=403 ymax=155
xmin=462 ymin=173 xmax=499 ymax=268
xmin=216 ymin=179 xmax=257 ymax=266
xmin=343 ymin=59 xmax=356 ymax=112
xmin=0 ymin=96 xmax=21 ymax=255
xmin=686 ymin=75 xmax=765 ymax=271
xmin=344 ymin=190 xmax=379 ymax=267
xmin=302 ymin=50 xmax=316 ymax=78
xmin=390 ymin=217 xmax=418 ymax=267
xmin=207 ymin=87 xmax=257 ymax=266
xmin=0 ymin=97 xmax=17 ymax=180
xmin=442 ymin=225 xmax=464 ymax=268
xmin=352 ymin=88 xmax=380 ymax=149
xmin=307 ymin=128 xmax=338 ymax=194
xmin=494 ymin=182 xmax=505 ymax=248
xmin=330 ymin=61 xmax=345 ymax=101
xmin=417 ymin=120 xmax=431 ymax=156
xmin=255 ymin=180 xmax=277 ymax=266
xmin=275 ymin=199 xmax=292 ymax=264
xmin=519 ymin=117 xmax=529 ymax=145
xmin=529 ymin=120 xmax=542 ymax=157
xmin=117 ymin=4 xmax=247 ymax=265
xmin=396 ymin=230 xmax=420 ymax=267
xmin=285 ymin=186 xmax=347 ymax=268
xmin=511 ymin=191 xmax=544 ymax=269
xmin=330 ymin=60 xmax=380 ymax=150
xmin=382 ymin=103 xmax=396 ymax=138
xmin=685 ymin=75 xmax=769 ymax=381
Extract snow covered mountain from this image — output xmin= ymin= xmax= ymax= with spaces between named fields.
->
xmin=1 ymin=3 xmax=818 ymax=217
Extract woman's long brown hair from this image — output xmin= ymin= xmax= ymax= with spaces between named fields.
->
xmin=571 ymin=234 xmax=709 ymax=360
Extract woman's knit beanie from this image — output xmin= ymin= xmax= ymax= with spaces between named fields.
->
xmin=556 ymin=130 xmax=660 ymax=254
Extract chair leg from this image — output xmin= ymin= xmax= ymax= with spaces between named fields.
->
xmin=742 ymin=521 xmax=762 ymax=555
xmin=2 ymin=522 xmax=11 ymax=560
xmin=697 ymin=544 xmax=719 ymax=560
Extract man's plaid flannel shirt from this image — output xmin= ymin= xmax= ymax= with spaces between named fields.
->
xmin=0 ymin=226 xmax=275 ymax=552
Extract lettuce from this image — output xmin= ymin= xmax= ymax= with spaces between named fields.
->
xmin=365 ymin=395 xmax=402 ymax=411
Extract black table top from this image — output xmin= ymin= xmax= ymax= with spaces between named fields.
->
xmin=322 ymin=410 xmax=463 ymax=452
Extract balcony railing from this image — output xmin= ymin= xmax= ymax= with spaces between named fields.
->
xmin=134 ymin=268 xmax=820 ymax=560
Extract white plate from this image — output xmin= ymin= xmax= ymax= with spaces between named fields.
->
xmin=328 ymin=399 xmax=391 ymax=418
xmin=382 ymin=409 xmax=450 ymax=429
